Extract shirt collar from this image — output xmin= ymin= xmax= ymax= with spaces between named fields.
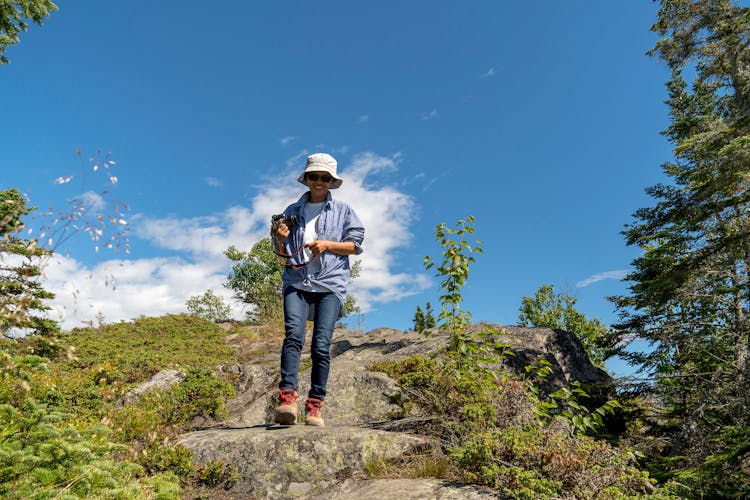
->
xmin=295 ymin=191 xmax=333 ymax=206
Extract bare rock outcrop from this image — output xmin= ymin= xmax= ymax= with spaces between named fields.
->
xmin=332 ymin=325 xmax=611 ymax=399
xmin=114 ymin=369 xmax=185 ymax=408
xmin=180 ymin=324 xmax=609 ymax=498
xmin=178 ymin=425 xmax=439 ymax=498
xmin=219 ymin=363 xmax=278 ymax=422
xmin=225 ymin=359 xmax=404 ymax=429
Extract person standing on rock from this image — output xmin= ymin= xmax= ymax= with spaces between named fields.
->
xmin=271 ymin=152 xmax=365 ymax=427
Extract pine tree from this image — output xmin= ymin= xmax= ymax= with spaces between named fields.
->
xmin=611 ymin=0 xmax=750 ymax=490
xmin=413 ymin=305 xmax=425 ymax=333
xmin=424 ymin=302 xmax=436 ymax=329
xmin=0 ymin=0 xmax=58 ymax=64
xmin=0 ymin=188 xmax=58 ymax=337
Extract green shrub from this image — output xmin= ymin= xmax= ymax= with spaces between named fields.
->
xmin=657 ymin=425 xmax=750 ymax=499
xmin=111 ymin=400 xmax=164 ymax=443
xmin=372 ymin=217 xmax=659 ymax=497
xmin=28 ymin=362 xmax=120 ymax=421
xmin=0 ymin=316 xmax=240 ymax=499
xmin=375 ymin=353 xmax=655 ymax=497
xmin=195 ymin=460 xmax=239 ymax=488
xmin=161 ymin=368 xmax=235 ymax=424
xmin=186 ymin=289 xmax=232 ymax=323
xmin=0 ymin=400 xmax=180 ymax=499
xmin=143 ymin=473 xmax=183 ymax=499
xmin=11 ymin=314 xmax=237 ymax=424
xmin=143 ymin=442 xmax=194 ymax=480
xmin=0 ymin=351 xmax=48 ymax=407
xmin=450 ymin=426 xmax=653 ymax=498
xmin=60 ymin=314 xmax=235 ymax=382
xmin=24 ymin=335 xmax=64 ymax=360
xmin=111 ymin=368 xmax=234 ymax=444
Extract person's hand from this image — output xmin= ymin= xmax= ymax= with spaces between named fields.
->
xmin=305 ymin=240 xmax=331 ymax=255
xmin=275 ymin=222 xmax=290 ymax=243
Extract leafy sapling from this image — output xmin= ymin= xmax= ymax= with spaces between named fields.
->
xmin=423 ymin=216 xmax=483 ymax=351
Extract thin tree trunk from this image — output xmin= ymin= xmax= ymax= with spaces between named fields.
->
xmin=730 ymin=262 xmax=747 ymax=371
xmin=669 ymin=366 xmax=723 ymax=458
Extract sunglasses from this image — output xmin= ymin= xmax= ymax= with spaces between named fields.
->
xmin=306 ymin=173 xmax=333 ymax=182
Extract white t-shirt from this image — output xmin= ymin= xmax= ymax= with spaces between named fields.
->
xmin=294 ymin=201 xmax=328 ymax=292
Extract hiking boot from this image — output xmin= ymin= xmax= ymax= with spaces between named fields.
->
xmin=304 ymin=398 xmax=325 ymax=427
xmin=274 ymin=389 xmax=298 ymax=425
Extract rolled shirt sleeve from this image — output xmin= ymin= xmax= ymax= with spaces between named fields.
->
xmin=342 ymin=205 xmax=365 ymax=255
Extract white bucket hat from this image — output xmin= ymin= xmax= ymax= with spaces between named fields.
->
xmin=297 ymin=153 xmax=343 ymax=189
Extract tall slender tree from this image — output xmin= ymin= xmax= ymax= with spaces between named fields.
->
xmin=412 ymin=305 xmax=425 ymax=333
xmin=424 ymin=301 xmax=436 ymax=329
xmin=611 ymin=0 xmax=750 ymax=486
xmin=0 ymin=188 xmax=58 ymax=336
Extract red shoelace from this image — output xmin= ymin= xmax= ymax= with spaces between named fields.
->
xmin=279 ymin=390 xmax=297 ymax=404
xmin=305 ymin=399 xmax=323 ymax=416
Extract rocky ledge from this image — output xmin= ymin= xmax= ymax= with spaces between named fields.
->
xmin=168 ymin=325 xmax=609 ymax=498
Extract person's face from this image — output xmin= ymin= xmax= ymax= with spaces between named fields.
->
xmin=305 ymin=171 xmax=333 ymax=200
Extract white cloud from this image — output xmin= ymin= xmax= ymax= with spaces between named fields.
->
xmin=42 ymin=151 xmax=428 ymax=329
xmin=482 ymin=67 xmax=496 ymax=78
xmin=133 ymin=206 xmax=261 ymax=259
xmin=41 ymin=254 xmax=241 ymax=329
xmin=79 ymin=191 xmax=105 ymax=210
xmin=204 ymin=176 xmax=222 ymax=187
xmin=335 ymin=152 xmax=428 ymax=306
xmin=576 ymin=270 xmax=630 ymax=288
xmin=357 ymin=114 xmax=369 ymax=124
xmin=280 ymin=136 xmax=298 ymax=147
xmin=420 ymin=109 xmax=438 ymax=121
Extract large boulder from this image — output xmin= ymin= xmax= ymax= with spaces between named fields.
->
xmin=481 ymin=324 xmax=612 ymax=404
xmin=223 ymin=359 xmax=404 ymax=428
xmin=223 ymin=324 xmax=611 ymax=427
xmin=219 ymin=362 xmax=278 ymax=422
xmin=332 ymin=325 xmax=611 ymax=393
xmin=483 ymin=325 xmax=608 ymax=385
xmin=178 ymin=425 xmax=438 ymax=498
xmin=114 ymin=369 xmax=185 ymax=408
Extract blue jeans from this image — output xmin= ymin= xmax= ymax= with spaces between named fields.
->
xmin=279 ymin=287 xmax=341 ymax=401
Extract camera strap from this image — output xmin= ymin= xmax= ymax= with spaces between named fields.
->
xmin=270 ymin=231 xmax=311 ymax=270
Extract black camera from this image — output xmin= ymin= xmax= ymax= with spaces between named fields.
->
xmin=271 ymin=213 xmax=299 ymax=231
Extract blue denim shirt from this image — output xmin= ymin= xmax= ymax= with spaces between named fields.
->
xmin=281 ymin=192 xmax=365 ymax=312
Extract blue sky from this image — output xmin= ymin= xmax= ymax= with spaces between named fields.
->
xmin=2 ymin=2 xmax=674 ymax=374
